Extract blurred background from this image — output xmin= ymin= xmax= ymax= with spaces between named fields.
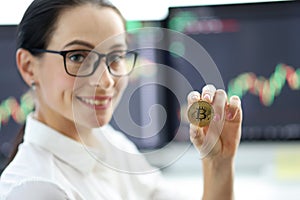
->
xmin=0 ymin=0 xmax=300 ymax=199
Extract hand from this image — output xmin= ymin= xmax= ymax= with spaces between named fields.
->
xmin=187 ymin=84 xmax=243 ymax=200
xmin=187 ymin=84 xmax=242 ymax=161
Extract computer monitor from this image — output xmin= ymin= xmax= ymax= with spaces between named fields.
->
xmin=1 ymin=1 xmax=300 ymax=165
xmin=165 ymin=1 xmax=300 ymax=141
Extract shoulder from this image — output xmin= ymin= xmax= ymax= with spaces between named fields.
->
xmin=1 ymin=178 xmax=69 ymax=200
xmin=3 ymin=142 xmax=55 ymax=175
xmin=0 ymin=142 xmax=57 ymax=195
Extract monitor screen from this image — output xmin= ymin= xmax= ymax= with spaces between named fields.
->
xmin=165 ymin=1 xmax=300 ymax=141
xmin=1 ymin=2 xmax=300 ymax=167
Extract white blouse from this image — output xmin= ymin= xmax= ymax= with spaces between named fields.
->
xmin=0 ymin=114 xmax=187 ymax=200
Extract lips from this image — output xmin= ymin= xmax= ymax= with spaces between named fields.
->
xmin=76 ymin=96 xmax=112 ymax=110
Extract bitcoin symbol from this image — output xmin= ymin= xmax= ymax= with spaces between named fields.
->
xmin=196 ymin=106 xmax=207 ymax=121
xmin=188 ymin=101 xmax=213 ymax=127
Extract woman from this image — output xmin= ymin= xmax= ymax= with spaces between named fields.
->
xmin=0 ymin=0 xmax=242 ymax=199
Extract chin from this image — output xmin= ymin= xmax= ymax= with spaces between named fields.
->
xmin=95 ymin=118 xmax=110 ymax=127
xmin=73 ymin=114 xmax=111 ymax=129
xmin=92 ymin=113 xmax=112 ymax=127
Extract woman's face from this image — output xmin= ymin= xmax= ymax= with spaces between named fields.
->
xmin=33 ymin=5 xmax=128 ymax=134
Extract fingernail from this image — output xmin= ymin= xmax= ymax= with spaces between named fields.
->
xmin=213 ymin=114 xmax=221 ymax=122
xmin=191 ymin=94 xmax=198 ymax=100
xmin=191 ymin=130 xmax=197 ymax=138
xmin=203 ymin=94 xmax=211 ymax=101
xmin=226 ymin=112 xmax=233 ymax=120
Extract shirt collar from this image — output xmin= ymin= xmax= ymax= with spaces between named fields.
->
xmin=23 ymin=114 xmax=100 ymax=174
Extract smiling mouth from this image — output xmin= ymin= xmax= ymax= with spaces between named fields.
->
xmin=76 ymin=96 xmax=112 ymax=109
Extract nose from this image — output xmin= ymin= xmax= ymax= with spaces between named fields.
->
xmin=89 ymin=61 xmax=114 ymax=89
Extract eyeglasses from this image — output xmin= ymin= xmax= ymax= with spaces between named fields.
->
xmin=29 ymin=49 xmax=138 ymax=77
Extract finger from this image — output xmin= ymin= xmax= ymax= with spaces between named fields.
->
xmin=198 ymin=90 xmax=226 ymax=158
xmin=187 ymin=91 xmax=201 ymax=107
xmin=201 ymin=84 xmax=216 ymax=103
xmin=226 ymin=95 xmax=242 ymax=122
xmin=212 ymin=89 xmax=227 ymax=122
xmin=189 ymin=124 xmax=205 ymax=148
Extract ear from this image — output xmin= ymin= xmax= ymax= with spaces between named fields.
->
xmin=16 ymin=48 xmax=38 ymax=87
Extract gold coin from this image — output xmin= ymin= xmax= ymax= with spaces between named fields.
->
xmin=187 ymin=100 xmax=214 ymax=127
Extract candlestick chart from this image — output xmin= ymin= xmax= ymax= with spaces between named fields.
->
xmin=227 ymin=63 xmax=300 ymax=106
xmin=0 ymin=92 xmax=34 ymax=130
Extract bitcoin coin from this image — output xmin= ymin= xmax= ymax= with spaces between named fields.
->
xmin=187 ymin=100 xmax=214 ymax=127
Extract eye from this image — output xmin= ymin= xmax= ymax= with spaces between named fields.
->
xmin=67 ymin=51 xmax=89 ymax=63
xmin=108 ymin=51 xmax=126 ymax=63
xmin=110 ymin=54 xmax=123 ymax=63
xmin=69 ymin=54 xmax=85 ymax=63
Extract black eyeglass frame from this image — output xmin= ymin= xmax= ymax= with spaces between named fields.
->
xmin=28 ymin=48 xmax=138 ymax=77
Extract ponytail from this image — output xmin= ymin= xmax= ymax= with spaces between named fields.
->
xmin=5 ymin=124 xmax=25 ymax=167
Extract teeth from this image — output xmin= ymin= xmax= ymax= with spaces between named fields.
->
xmin=80 ymin=98 xmax=108 ymax=106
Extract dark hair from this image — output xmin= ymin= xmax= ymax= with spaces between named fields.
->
xmin=6 ymin=0 xmax=124 ymax=166
xmin=17 ymin=0 xmax=124 ymax=51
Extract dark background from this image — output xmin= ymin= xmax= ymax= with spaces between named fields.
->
xmin=1 ymin=1 xmax=300 ymax=171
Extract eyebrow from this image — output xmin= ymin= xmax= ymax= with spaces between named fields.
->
xmin=63 ymin=40 xmax=95 ymax=49
xmin=109 ymin=43 xmax=127 ymax=50
xmin=63 ymin=40 xmax=127 ymax=51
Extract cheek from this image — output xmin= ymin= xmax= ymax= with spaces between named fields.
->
xmin=43 ymin=73 xmax=74 ymax=92
xmin=38 ymin=62 xmax=76 ymax=104
xmin=115 ymin=77 xmax=128 ymax=95
xmin=113 ymin=77 xmax=128 ymax=106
